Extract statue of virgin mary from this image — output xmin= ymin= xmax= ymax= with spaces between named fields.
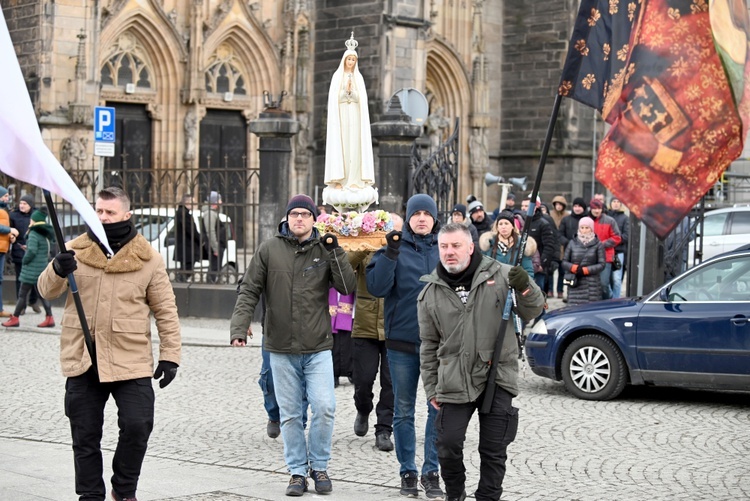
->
xmin=322 ymin=33 xmax=378 ymax=212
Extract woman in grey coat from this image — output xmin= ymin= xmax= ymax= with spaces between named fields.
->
xmin=561 ymin=216 xmax=605 ymax=306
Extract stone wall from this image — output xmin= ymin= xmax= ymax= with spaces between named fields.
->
xmin=500 ymin=0 xmax=603 ymax=203
xmin=2 ymin=1 xmax=42 ymax=108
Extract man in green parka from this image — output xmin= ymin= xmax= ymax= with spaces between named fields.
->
xmin=418 ymin=223 xmax=544 ymax=501
xmin=229 ymin=194 xmax=356 ymax=496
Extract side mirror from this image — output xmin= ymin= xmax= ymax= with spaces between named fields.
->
xmin=659 ymin=288 xmax=669 ymax=302
xmin=165 ymin=236 xmax=175 ymax=247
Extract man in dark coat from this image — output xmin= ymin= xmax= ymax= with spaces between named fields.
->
xmin=522 ymin=198 xmax=558 ymax=294
xmin=467 ymin=200 xmax=494 ymax=236
xmin=367 ymin=194 xmax=444 ymax=500
xmin=173 ymin=193 xmax=200 ymax=282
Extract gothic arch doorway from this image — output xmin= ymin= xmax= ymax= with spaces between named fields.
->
xmin=199 ymin=109 xmax=248 ymax=244
xmin=103 ymin=103 xmax=153 ymax=205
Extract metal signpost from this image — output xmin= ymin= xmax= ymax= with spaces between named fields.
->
xmin=94 ymin=106 xmax=115 ymax=192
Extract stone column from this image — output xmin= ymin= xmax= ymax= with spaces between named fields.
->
xmin=249 ymin=110 xmax=300 ymax=245
xmin=370 ymin=96 xmax=422 ymax=214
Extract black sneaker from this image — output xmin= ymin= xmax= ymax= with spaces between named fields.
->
xmin=309 ymin=469 xmax=333 ymax=493
xmin=420 ymin=471 xmax=444 ymax=500
xmin=375 ymin=432 xmax=394 ymax=451
xmin=285 ymin=475 xmax=307 ymax=497
xmin=446 ymin=491 xmax=466 ymax=501
xmin=354 ymin=412 xmax=369 ymax=436
xmin=400 ymin=471 xmax=418 ymax=497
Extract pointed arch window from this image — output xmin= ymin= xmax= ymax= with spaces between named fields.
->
xmin=205 ymin=44 xmax=247 ymax=96
xmin=100 ymin=33 xmax=152 ymax=89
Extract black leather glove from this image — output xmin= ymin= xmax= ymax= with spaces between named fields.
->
xmin=153 ymin=361 xmax=179 ymax=388
xmin=386 ymin=230 xmax=403 ymax=250
xmin=384 ymin=230 xmax=403 ymax=260
xmin=52 ymin=250 xmax=77 ymax=278
xmin=321 ymin=233 xmax=338 ymax=252
xmin=508 ymin=265 xmax=530 ymax=291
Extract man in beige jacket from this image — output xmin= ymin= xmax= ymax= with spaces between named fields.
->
xmin=38 ymin=187 xmax=181 ymax=501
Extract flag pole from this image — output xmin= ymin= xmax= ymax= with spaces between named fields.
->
xmin=43 ymin=190 xmax=97 ymax=372
xmin=481 ymin=93 xmax=562 ymax=414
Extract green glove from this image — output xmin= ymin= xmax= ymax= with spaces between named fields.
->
xmin=508 ymin=265 xmax=530 ymax=291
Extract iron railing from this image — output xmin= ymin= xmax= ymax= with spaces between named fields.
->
xmin=411 ymin=118 xmax=460 ymax=221
xmin=0 ymin=164 xmax=259 ymax=285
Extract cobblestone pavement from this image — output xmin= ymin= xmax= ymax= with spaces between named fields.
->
xmin=1 ymin=308 xmax=749 ymax=500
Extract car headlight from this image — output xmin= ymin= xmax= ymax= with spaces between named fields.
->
xmin=530 ymin=318 xmax=548 ymax=335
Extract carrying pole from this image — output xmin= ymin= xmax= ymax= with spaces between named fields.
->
xmin=43 ymin=190 xmax=97 ymax=372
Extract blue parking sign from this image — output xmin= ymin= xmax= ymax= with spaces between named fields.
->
xmin=94 ymin=106 xmax=116 ymax=142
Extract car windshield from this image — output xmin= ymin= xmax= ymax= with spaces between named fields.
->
xmin=668 ymin=255 xmax=750 ymax=302
xmin=131 ymin=214 xmax=170 ymax=242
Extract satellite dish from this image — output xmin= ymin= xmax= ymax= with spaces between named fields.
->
xmin=393 ymin=88 xmax=429 ymax=126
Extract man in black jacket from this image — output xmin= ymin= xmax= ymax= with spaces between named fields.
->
xmin=522 ymin=197 xmax=558 ymax=295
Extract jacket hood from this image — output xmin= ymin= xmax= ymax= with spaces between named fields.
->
xmin=28 ymin=222 xmax=54 ymax=239
xmin=552 ymin=195 xmax=568 ymax=208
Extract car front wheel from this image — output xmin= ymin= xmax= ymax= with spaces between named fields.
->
xmin=561 ymin=334 xmax=627 ymax=401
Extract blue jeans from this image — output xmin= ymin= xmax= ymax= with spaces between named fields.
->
xmin=610 ymin=252 xmax=624 ymax=299
xmin=269 ymin=351 xmax=335 ymax=476
xmin=387 ymin=349 xmax=439 ymax=476
xmin=261 ymin=347 xmax=308 ymax=426
xmin=259 ymin=347 xmax=280 ymax=422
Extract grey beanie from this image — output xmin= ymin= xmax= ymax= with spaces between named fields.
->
xmin=467 ymin=200 xmax=484 ymax=215
xmin=20 ymin=194 xmax=35 ymax=207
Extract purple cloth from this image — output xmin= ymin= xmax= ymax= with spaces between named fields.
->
xmin=329 ymin=288 xmax=355 ymax=333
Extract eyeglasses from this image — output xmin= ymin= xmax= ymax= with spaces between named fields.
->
xmin=288 ymin=211 xmax=313 ymax=219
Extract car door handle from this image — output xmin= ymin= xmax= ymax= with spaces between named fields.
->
xmin=730 ymin=316 xmax=748 ymax=326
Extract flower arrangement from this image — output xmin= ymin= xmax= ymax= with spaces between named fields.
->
xmin=315 ymin=210 xmax=393 ymax=237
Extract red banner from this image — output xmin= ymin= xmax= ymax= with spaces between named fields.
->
xmin=561 ymin=0 xmax=750 ymax=238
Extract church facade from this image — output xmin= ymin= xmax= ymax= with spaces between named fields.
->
xmin=1 ymin=0 xmax=600 ymax=226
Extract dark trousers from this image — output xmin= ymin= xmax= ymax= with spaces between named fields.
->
xmin=174 ymin=259 xmax=194 ymax=283
xmin=332 ymin=330 xmax=353 ymax=378
xmin=207 ymin=249 xmax=223 ymax=283
xmin=13 ymin=262 xmax=38 ymax=304
xmin=13 ymin=282 xmax=51 ymax=316
xmin=65 ymin=368 xmax=155 ymax=501
xmin=437 ymin=386 xmax=519 ymax=501
xmin=352 ymin=338 xmax=393 ymax=435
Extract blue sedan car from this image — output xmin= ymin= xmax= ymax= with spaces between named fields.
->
xmin=525 ymin=249 xmax=750 ymax=400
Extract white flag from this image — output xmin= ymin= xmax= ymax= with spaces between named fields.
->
xmin=0 ymin=10 xmax=111 ymax=253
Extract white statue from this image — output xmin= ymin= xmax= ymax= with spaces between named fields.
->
xmin=322 ymin=32 xmax=378 ymax=213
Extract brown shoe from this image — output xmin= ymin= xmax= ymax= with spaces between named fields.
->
xmin=0 ymin=311 xmax=11 ymax=318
